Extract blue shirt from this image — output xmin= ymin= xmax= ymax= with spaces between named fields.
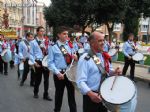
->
xmin=18 ymin=39 xmax=30 ymax=59
xmin=83 ymin=42 xmax=90 ymax=53
xmin=76 ymin=53 xmax=114 ymax=95
xmin=48 ymin=40 xmax=72 ymax=75
xmin=80 ymin=36 xmax=87 ymax=44
xmin=68 ymin=41 xmax=79 ymax=54
xmin=29 ymin=39 xmax=43 ymax=64
xmin=122 ymin=40 xmax=136 ymax=57
xmin=103 ymin=41 xmax=110 ymax=52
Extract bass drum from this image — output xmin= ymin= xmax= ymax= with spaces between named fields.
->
xmin=1 ymin=49 xmax=12 ymax=63
xmin=100 ymin=76 xmax=137 ymax=112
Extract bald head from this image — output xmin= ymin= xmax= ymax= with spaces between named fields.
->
xmin=88 ymin=31 xmax=105 ymax=53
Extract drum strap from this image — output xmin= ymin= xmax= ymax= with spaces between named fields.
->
xmin=128 ymin=41 xmax=136 ymax=51
xmin=35 ymin=38 xmax=47 ymax=55
xmin=23 ymin=40 xmax=30 ymax=52
xmin=56 ymin=42 xmax=72 ymax=65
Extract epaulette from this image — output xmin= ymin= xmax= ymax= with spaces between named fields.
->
xmin=84 ymin=54 xmax=91 ymax=61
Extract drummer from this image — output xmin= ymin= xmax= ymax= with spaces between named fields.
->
xmin=122 ymin=33 xmax=137 ymax=81
xmin=48 ymin=26 xmax=77 ymax=112
xmin=30 ymin=26 xmax=52 ymax=101
xmin=19 ymin=32 xmax=35 ymax=87
xmin=0 ymin=34 xmax=9 ymax=75
xmin=76 ymin=31 xmax=122 ymax=112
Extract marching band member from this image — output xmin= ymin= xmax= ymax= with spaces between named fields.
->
xmin=30 ymin=26 xmax=52 ymax=101
xmin=122 ymin=33 xmax=136 ymax=81
xmin=19 ymin=32 xmax=35 ymax=87
xmin=0 ymin=34 xmax=9 ymax=75
xmin=15 ymin=37 xmax=23 ymax=79
xmin=9 ymin=39 xmax=16 ymax=68
xmin=76 ymin=32 xmax=137 ymax=112
xmin=48 ymin=26 xmax=77 ymax=112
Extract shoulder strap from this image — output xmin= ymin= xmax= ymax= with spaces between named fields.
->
xmin=56 ymin=42 xmax=72 ymax=65
xmin=128 ymin=41 xmax=136 ymax=50
xmin=85 ymin=50 xmax=108 ymax=93
xmin=23 ymin=39 xmax=30 ymax=52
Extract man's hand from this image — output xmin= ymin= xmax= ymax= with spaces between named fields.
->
xmin=114 ymin=67 xmax=122 ymax=75
xmin=87 ymin=91 xmax=102 ymax=103
xmin=57 ymin=73 xmax=64 ymax=80
xmin=34 ymin=62 xmax=41 ymax=68
xmin=128 ymin=56 xmax=132 ymax=60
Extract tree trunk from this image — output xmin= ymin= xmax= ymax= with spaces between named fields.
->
xmin=106 ymin=22 xmax=114 ymax=41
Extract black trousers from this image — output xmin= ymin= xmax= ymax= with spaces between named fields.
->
xmin=53 ymin=74 xmax=77 ymax=112
xmin=34 ymin=60 xmax=49 ymax=97
xmin=122 ymin=56 xmax=135 ymax=80
xmin=83 ymin=95 xmax=107 ymax=112
xmin=21 ymin=59 xmax=35 ymax=85
xmin=0 ymin=56 xmax=8 ymax=74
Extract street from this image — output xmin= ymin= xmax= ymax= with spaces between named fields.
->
xmin=0 ymin=67 xmax=150 ymax=112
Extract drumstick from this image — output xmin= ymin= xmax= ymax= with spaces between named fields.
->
xmin=110 ymin=66 xmax=120 ymax=90
xmin=63 ymin=59 xmax=74 ymax=75
xmin=110 ymin=75 xmax=118 ymax=91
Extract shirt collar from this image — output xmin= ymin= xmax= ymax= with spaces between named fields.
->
xmin=36 ymin=37 xmax=45 ymax=42
xmin=57 ymin=40 xmax=67 ymax=46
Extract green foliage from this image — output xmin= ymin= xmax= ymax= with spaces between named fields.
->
xmin=123 ymin=0 xmax=150 ymax=41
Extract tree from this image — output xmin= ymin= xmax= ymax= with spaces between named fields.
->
xmin=94 ymin=0 xmax=129 ymax=40
xmin=44 ymin=0 xmax=95 ymax=36
xmin=123 ymin=0 xmax=150 ymax=41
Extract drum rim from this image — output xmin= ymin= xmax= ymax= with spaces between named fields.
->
xmin=108 ymin=49 xmax=117 ymax=56
xmin=100 ymin=76 xmax=136 ymax=105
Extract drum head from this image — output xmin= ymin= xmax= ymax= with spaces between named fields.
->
xmin=66 ymin=61 xmax=77 ymax=82
xmin=42 ymin=55 xmax=48 ymax=67
xmin=100 ymin=76 xmax=136 ymax=105
xmin=132 ymin=53 xmax=144 ymax=61
xmin=1 ymin=49 xmax=7 ymax=56
xmin=2 ymin=49 xmax=12 ymax=62
xmin=108 ymin=49 xmax=117 ymax=56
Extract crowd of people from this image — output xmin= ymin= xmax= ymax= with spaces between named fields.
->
xmin=0 ymin=26 xmax=147 ymax=112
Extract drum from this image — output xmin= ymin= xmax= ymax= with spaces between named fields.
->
xmin=108 ymin=49 xmax=118 ymax=61
xmin=132 ymin=52 xmax=144 ymax=61
xmin=78 ymin=48 xmax=85 ymax=56
xmin=108 ymin=48 xmax=117 ymax=57
xmin=65 ymin=60 xmax=79 ymax=91
xmin=42 ymin=55 xmax=48 ymax=67
xmin=1 ymin=49 xmax=12 ymax=63
xmin=100 ymin=76 xmax=137 ymax=112
xmin=19 ymin=62 xmax=24 ymax=71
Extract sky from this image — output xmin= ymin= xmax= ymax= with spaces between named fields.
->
xmin=37 ymin=0 xmax=51 ymax=6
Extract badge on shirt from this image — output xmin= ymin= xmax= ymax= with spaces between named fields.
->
xmin=93 ymin=55 xmax=101 ymax=65
xmin=60 ymin=46 xmax=68 ymax=55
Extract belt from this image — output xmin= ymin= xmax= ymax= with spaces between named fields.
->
xmin=59 ymin=69 xmax=66 ymax=72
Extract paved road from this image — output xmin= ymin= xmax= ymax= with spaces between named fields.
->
xmin=0 ymin=67 xmax=150 ymax=112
